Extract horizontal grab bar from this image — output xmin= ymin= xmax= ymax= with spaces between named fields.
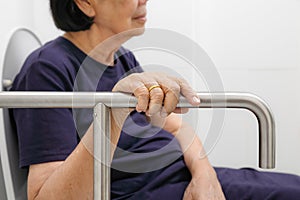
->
xmin=0 ymin=91 xmax=275 ymax=169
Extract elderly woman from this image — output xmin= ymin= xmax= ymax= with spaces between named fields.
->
xmin=11 ymin=0 xmax=300 ymax=199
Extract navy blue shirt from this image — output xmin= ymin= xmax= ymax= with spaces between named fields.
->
xmin=11 ymin=37 xmax=191 ymax=199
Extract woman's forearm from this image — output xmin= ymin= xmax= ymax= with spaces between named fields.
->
xmin=175 ymin=123 xmax=214 ymax=176
xmin=31 ymin=116 xmax=124 ymax=200
xmin=31 ymin=127 xmax=94 ymax=200
xmin=163 ymin=114 xmax=214 ymax=176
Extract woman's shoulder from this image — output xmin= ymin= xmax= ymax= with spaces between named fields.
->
xmin=11 ymin=37 xmax=83 ymax=91
xmin=30 ymin=37 xmax=84 ymax=66
xmin=23 ymin=37 xmax=85 ymax=74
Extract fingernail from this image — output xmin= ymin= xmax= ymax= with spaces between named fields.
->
xmin=193 ymin=96 xmax=200 ymax=104
xmin=146 ymin=111 xmax=152 ymax=117
xmin=136 ymin=106 xmax=142 ymax=113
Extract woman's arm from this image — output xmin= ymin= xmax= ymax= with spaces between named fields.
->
xmin=28 ymin=125 xmax=94 ymax=200
xmin=163 ymin=113 xmax=225 ymax=200
xmin=28 ymin=113 xmax=124 ymax=200
xmin=162 ymin=113 xmax=211 ymax=174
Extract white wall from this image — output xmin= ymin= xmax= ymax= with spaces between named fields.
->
xmin=145 ymin=0 xmax=300 ymax=175
xmin=194 ymin=0 xmax=300 ymax=175
xmin=1 ymin=0 xmax=299 ymax=175
xmin=0 ymin=0 xmax=33 ymax=75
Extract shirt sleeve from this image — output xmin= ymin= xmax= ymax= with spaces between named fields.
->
xmin=12 ymin=59 xmax=78 ymax=168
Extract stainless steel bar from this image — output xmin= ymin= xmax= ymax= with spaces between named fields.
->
xmin=0 ymin=91 xmax=275 ymax=169
xmin=93 ymin=104 xmax=110 ymax=200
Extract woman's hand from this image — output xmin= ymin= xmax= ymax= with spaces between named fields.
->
xmin=183 ymin=168 xmax=226 ymax=200
xmin=112 ymin=72 xmax=201 ymax=116
xmin=110 ymin=72 xmax=201 ymax=149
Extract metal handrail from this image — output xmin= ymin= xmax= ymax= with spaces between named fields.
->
xmin=0 ymin=91 xmax=275 ymax=200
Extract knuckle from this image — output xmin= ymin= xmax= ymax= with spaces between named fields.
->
xmin=150 ymin=89 xmax=164 ymax=100
xmin=134 ymin=86 xmax=149 ymax=96
xmin=176 ymin=77 xmax=189 ymax=86
xmin=169 ymin=84 xmax=180 ymax=94
xmin=176 ymin=76 xmax=186 ymax=82
xmin=139 ymin=92 xmax=149 ymax=99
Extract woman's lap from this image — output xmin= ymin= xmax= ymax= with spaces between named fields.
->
xmin=214 ymin=167 xmax=300 ymax=200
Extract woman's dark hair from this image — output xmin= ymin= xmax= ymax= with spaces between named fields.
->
xmin=50 ymin=0 xmax=94 ymax=32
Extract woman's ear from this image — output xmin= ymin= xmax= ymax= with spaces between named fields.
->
xmin=74 ymin=0 xmax=96 ymax=17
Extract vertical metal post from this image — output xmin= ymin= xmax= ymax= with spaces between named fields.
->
xmin=93 ymin=103 xmax=110 ymax=200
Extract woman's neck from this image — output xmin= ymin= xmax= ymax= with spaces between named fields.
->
xmin=63 ymin=28 xmax=124 ymax=66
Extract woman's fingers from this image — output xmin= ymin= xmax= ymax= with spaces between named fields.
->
xmin=113 ymin=72 xmax=200 ymax=117
xmin=177 ymin=78 xmax=200 ymax=106
xmin=146 ymin=85 xmax=164 ymax=116
xmin=133 ymin=85 xmax=149 ymax=112
xmin=133 ymin=79 xmax=164 ymax=116
xmin=158 ymin=76 xmax=199 ymax=116
xmin=159 ymin=80 xmax=180 ymax=116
